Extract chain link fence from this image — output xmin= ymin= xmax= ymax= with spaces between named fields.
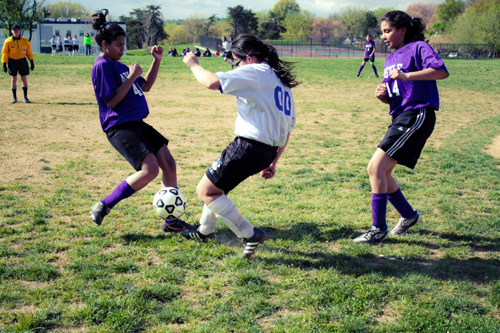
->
xmin=200 ymin=35 xmax=496 ymax=60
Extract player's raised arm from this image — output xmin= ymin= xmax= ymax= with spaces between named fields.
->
xmin=142 ymin=45 xmax=163 ymax=92
xmin=183 ymin=51 xmax=221 ymax=90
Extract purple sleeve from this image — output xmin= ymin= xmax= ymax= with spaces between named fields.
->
xmin=418 ymin=42 xmax=448 ymax=74
xmin=95 ymin=61 xmax=119 ymax=104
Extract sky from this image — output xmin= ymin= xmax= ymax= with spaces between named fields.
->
xmin=46 ymin=0 xmax=444 ymax=20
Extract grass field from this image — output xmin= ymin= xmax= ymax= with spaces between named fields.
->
xmin=0 ymin=53 xmax=499 ymax=332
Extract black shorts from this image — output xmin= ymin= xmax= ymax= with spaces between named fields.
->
xmin=378 ymin=108 xmax=435 ymax=169
xmin=58 ymin=45 xmax=63 ymax=52
xmin=364 ymin=56 xmax=375 ymax=62
xmin=74 ymin=45 xmax=79 ymax=51
xmin=51 ymin=45 xmax=56 ymax=50
xmin=225 ymin=51 xmax=233 ymax=60
xmin=206 ymin=137 xmax=278 ymax=194
xmin=106 ymin=121 xmax=169 ymax=171
xmin=8 ymin=58 xmax=29 ymax=76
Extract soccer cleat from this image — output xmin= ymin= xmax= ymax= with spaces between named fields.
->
xmin=391 ymin=210 xmax=422 ymax=235
xmin=24 ymin=97 xmax=31 ymax=103
xmin=161 ymin=218 xmax=195 ymax=233
xmin=90 ymin=201 xmax=110 ymax=226
xmin=353 ymin=226 xmax=389 ymax=244
xmin=375 ymin=75 xmax=379 ymax=78
xmin=241 ymin=227 xmax=267 ymax=259
xmin=180 ymin=228 xmax=215 ymax=242
xmin=11 ymin=98 xmax=17 ymax=104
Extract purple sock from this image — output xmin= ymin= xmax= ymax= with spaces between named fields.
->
xmin=372 ymin=193 xmax=388 ymax=230
xmin=372 ymin=65 xmax=378 ymax=76
xmin=388 ymin=188 xmax=415 ymax=218
xmin=102 ymin=180 xmax=136 ymax=209
xmin=357 ymin=66 xmax=364 ymax=76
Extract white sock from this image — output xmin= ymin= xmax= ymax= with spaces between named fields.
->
xmin=208 ymin=195 xmax=254 ymax=238
xmin=198 ymin=204 xmax=217 ymax=235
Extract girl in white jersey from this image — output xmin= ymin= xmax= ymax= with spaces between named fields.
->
xmin=182 ymin=34 xmax=300 ymax=259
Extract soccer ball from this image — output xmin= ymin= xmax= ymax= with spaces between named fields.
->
xmin=152 ymin=187 xmax=186 ymax=220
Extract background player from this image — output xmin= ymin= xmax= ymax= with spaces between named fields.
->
xmin=181 ymin=34 xmax=299 ymax=259
xmin=353 ymin=11 xmax=448 ymax=244
xmin=356 ymin=34 xmax=379 ymax=78
xmin=2 ymin=24 xmax=35 ymax=103
xmin=89 ymin=9 xmax=193 ymax=233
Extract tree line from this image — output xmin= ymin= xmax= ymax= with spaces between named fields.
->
xmin=1 ymin=0 xmax=499 ymax=51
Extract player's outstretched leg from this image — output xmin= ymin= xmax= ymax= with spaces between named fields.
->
xmin=90 ymin=201 xmax=110 ymax=225
xmin=391 ymin=210 xmax=422 ymax=235
xmin=162 ymin=218 xmax=195 ymax=232
xmin=241 ymin=227 xmax=267 ymax=259
xmin=353 ymin=226 xmax=389 ymax=244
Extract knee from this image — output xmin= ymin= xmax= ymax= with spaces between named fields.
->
xmin=144 ymin=165 xmax=160 ymax=182
xmin=367 ymin=161 xmax=378 ymax=178
xmin=196 ymin=183 xmax=207 ymax=201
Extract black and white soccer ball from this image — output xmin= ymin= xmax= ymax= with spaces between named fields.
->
xmin=152 ymin=187 xmax=186 ymax=220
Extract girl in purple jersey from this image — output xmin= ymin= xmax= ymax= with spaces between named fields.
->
xmin=354 ymin=10 xmax=448 ymax=244
xmin=356 ymin=34 xmax=379 ymax=78
xmin=89 ymin=9 xmax=194 ymax=233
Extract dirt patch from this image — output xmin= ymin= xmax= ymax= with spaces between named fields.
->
xmin=485 ymin=134 xmax=500 ymax=160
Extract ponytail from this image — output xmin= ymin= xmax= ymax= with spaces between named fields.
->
xmin=91 ymin=9 xmax=125 ymax=51
xmin=231 ymin=34 xmax=300 ymax=88
xmin=381 ymin=10 xmax=425 ymax=44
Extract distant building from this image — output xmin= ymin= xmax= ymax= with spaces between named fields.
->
xmin=1 ymin=18 xmax=126 ymax=54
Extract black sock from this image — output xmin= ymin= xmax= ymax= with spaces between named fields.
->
xmin=12 ymin=87 xmax=17 ymax=99
xmin=23 ymin=86 xmax=28 ymax=98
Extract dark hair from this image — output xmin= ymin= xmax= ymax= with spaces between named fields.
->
xmin=381 ymin=10 xmax=425 ymax=44
xmin=91 ymin=9 xmax=125 ymax=50
xmin=231 ymin=34 xmax=300 ymax=88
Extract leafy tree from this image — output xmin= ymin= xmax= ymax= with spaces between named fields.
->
xmin=227 ymin=5 xmax=258 ymax=36
xmin=310 ymin=17 xmax=333 ymax=42
xmin=183 ymin=14 xmax=205 ymax=43
xmin=1 ymin=0 xmax=44 ymax=41
xmin=437 ymin=0 xmax=466 ymax=23
xmin=258 ymin=11 xmax=283 ymax=39
xmin=477 ymin=4 xmax=500 ymax=49
xmin=448 ymin=8 xmax=480 ymax=43
xmin=44 ymin=1 xmax=87 ymax=18
xmin=340 ymin=7 xmax=378 ymax=43
xmin=165 ymin=23 xmax=190 ymax=45
xmin=406 ymin=2 xmax=438 ymax=26
xmin=1 ymin=0 xmax=24 ymax=32
xmin=271 ymin=0 xmax=300 ymax=23
xmin=281 ymin=10 xmax=313 ymax=41
xmin=373 ymin=7 xmax=395 ymax=21
xmin=466 ymin=0 xmax=500 ymax=12
xmin=119 ymin=5 xmax=167 ymax=49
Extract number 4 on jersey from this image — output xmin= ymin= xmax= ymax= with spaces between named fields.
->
xmin=386 ymin=80 xmax=400 ymax=98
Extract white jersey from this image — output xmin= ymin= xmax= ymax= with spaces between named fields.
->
xmin=222 ymin=40 xmax=231 ymax=51
xmin=73 ymin=38 xmax=78 ymax=45
xmin=215 ymin=63 xmax=295 ymax=147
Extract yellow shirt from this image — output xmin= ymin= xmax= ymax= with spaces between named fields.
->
xmin=2 ymin=36 xmax=34 ymax=63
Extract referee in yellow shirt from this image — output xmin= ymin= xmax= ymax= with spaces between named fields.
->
xmin=2 ymin=24 xmax=35 ymax=103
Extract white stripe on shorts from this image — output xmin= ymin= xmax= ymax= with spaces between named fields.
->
xmin=386 ymin=108 xmax=426 ymax=157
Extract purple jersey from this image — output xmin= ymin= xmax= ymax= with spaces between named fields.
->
xmin=364 ymin=40 xmax=375 ymax=58
xmin=382 ymin=41 xmax=448 ymax=116
xmin=92 ymin=56 xmax=148 ymax=132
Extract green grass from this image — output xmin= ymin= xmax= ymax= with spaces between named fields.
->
xmin=0 ymin=54 xmax=499 ymax=332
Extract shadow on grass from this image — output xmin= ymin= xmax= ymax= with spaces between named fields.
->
xmin=121 ymin=232 xmax=171 ymax=244
xmin=261 ymin=223 xmax=500 ymax=283
xmin=45 ymin=102 xmax=96 ymax=105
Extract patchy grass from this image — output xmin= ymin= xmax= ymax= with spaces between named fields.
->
xmin=0 ymin=54 xmax=499 ymax=331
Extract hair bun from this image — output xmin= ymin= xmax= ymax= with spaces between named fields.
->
xmin=91 ymin=9 xmax=109 ymax=31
